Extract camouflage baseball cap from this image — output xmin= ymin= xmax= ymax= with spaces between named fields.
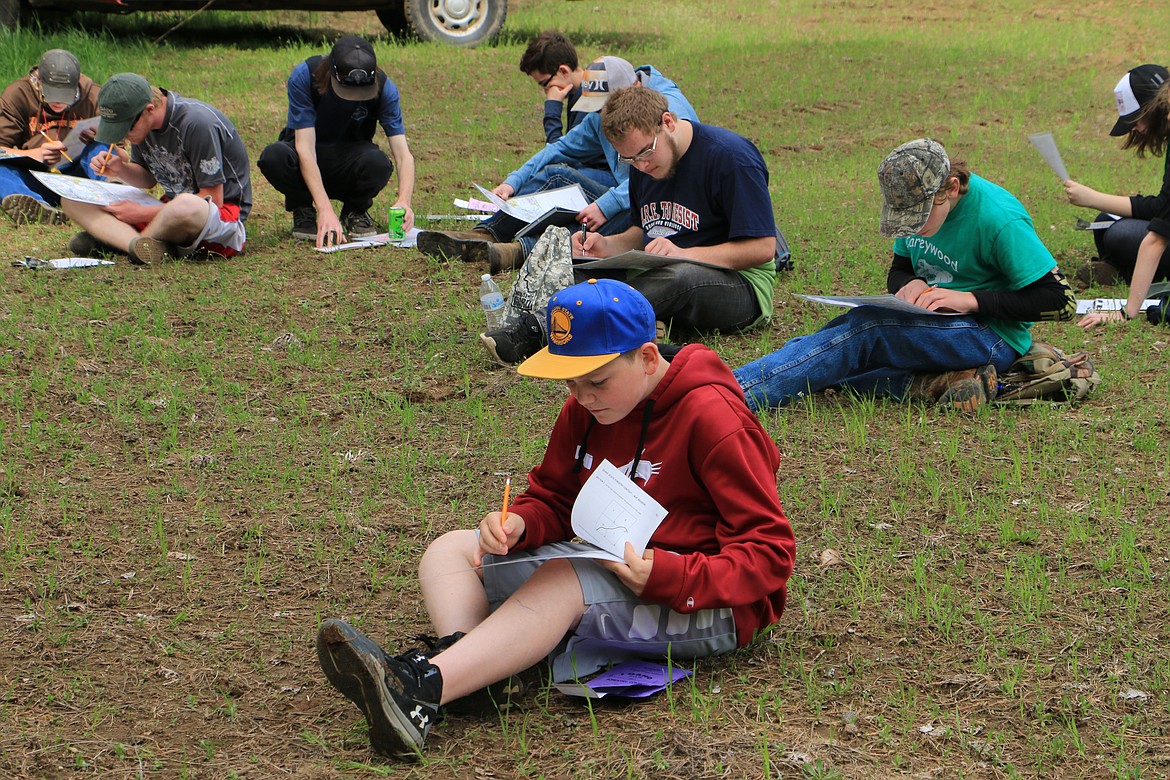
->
xmin=877 ymin=138 xmax=950 ymax=238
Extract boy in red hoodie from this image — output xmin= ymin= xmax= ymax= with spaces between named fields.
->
xmin=317 ymin=278 xmax=795 ymax=759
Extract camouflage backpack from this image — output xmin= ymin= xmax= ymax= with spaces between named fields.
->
xmin=994 ymin=341 xmax=1101 ymax=404
xmin=503 ymin=225 xmax=574 ymax=326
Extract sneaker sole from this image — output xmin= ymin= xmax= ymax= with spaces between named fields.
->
xmin=291 ymin=230 xmax=317 ymax=242
xmin=316 ymin=619 xmax=424 ymax=758
xmin=418 ymin=232 xmax=490 ymax=263
xmin=3 ymin=195 xmax=67 ymax=226
xmin=478 ymin=332 xmax=516 ymax=366
xmin=128 ymin=238 xmax=171 ymax=265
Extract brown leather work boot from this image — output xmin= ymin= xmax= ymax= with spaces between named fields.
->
xmin=487 ymin=241 xmax=525 ymax=274
xmin=417 ymin=228 xmax=494 ymax=263
xmin=908 ymin=364 xmax=997 ymax=412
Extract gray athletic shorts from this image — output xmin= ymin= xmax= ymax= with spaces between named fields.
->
xmin=482 ymin=541 xmax=738 ymax=682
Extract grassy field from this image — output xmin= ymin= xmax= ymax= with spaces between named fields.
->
xmin=2 ymin=1 xmax=1170 ymax=777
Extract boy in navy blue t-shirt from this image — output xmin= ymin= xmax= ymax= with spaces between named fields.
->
xmin=481 ymin=86 xmax=791 ymax=365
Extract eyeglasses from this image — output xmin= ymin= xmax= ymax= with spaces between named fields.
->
xmin=336 ymin=67 xmax=376 ymax=86
xmin=538 ymin=73 xmax=555 ymax=88
xmin=616 ymin=127 xmax=660 ymax=165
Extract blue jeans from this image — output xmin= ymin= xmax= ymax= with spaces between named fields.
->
xmin=733 ymin=307 xmax=1020 ymax=412
xmin=0 ymin=140 xmax=110 ymax=205
xmin=480 ymin=164 xmax=631 ymax=256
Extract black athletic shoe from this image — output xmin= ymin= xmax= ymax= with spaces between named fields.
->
xmin=291 ymin=206 xmax=317 ymax=242
xmin=317 ymin=618 xmax=442 ymax=759
xmin=411 ymin=632 xmax=524 ymax=715
xmin=341 ymin=208 xmax=378 ymax=239
xmin=479 ymin=312 xmax=546 ymax=365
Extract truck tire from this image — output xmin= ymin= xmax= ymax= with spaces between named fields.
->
xmin=402 ymin=0 xmax=504 ymax=48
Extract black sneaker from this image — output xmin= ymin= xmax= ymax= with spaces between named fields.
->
xmin=412 ymin=632 xmax=524 ymax=715
xmin=480 ymin=312 xmax=546 ymax=365
xmin=291 ymin=206 xmax=317 ymax=242
xmin=317 ymin=619 xmax=442 ymax=759
xmin=341 ymin=208 xmax=378 ymax=239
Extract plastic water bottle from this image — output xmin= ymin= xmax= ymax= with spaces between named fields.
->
xmin=480 ymin=274 xmax=506 ymax=330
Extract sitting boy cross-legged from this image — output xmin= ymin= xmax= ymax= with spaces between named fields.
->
xmin=317 ymin=278 xmax=796 ymax=759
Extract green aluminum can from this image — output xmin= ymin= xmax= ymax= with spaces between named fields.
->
xmin=388 ymin=207 xmax=406 ymax=240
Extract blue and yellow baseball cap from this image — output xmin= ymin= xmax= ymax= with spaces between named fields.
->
xmin=518 ymin=279 xmax=656 ymax=380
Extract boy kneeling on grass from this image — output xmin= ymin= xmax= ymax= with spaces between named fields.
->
xmin=317 ymin=278 xmax=796 ymax=759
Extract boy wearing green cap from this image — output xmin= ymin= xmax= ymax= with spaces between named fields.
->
xmin=317 ymin=278 xmax=795 ymax=759
xmin=61 ymin=72 xmax=252 ymax=265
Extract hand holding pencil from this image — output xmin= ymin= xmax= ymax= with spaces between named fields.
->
xmin=477 ymin=476 xmax=523 ymax=557
xmin=89 ymin=146 xmax=126 ymax=180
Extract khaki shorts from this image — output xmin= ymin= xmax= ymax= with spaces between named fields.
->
xmin=483 ymin=542 xmax=737 ymax=682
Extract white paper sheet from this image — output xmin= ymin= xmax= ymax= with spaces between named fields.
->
xmin=31 ymin=171 xmax=163 ymax=207
xmin=570 ymin=459 xmax=668 ymax=561
xmin=1075 ymin=298 xmax=1158 ymax=314
xmin=795 ymin=293 xmax=960 ymax=316
xmin=60 ymin=117 xmax=100 ymax=161
xmin=473 ymin=182 xmax=589 ymax=224
xmin=1028 ymin=131 xmax=1069 ymax=181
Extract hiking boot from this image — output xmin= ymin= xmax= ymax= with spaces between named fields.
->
xmin=480 ymin=312 xmax=546 ymax=365
xmin=418 ymin=229 xmax=494 ymax=263
xmin=341 ymin=207 xmax=379 ymax=239
xmin=127 ymin=236 xmax=175 ymax=265
xmin=3 ymin=194 xmax=67 ymax=225
xmin=317 ymin=618 xmax=442 ymax=759
xmin=1074 ymin=259 xmax=1120 ymax=287
xmin=487 ymin=241 xmax=525 ymax=274
xmin=291 ymin=206 xmax=317 ymax=242
xmin=909 ymin=364 xmax=997 ymax=412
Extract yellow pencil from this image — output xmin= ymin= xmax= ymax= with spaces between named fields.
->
xmin=40 ymin=130 xmax=72 ymax=163
xmin=500 ymin=476 xmax=512 ymax=535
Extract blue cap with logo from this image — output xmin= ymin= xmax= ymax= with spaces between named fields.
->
xmin=518 ymin=278 xmax=656 ymax=379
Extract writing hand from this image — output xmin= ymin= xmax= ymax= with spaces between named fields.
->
xmin=477 ymin=511 xmax=524 ymax=557
xmin=894 ymin=279 xmax=930 ymax=303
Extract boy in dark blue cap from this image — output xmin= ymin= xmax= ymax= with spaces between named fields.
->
xmin=317 ymin=278 xmax=795 ymax=759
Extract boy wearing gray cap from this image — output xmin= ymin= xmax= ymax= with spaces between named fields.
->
xmin=61 ymin=73 xmax=252 ymax=265
xmin=0 ymin=49 xmax=108 ymax=225
xmin=734 ymin=138 xmax=1076 ymax=413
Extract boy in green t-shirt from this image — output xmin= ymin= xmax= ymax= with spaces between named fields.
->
xmin=734 ymin=138 xmax=1077 ymax=412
